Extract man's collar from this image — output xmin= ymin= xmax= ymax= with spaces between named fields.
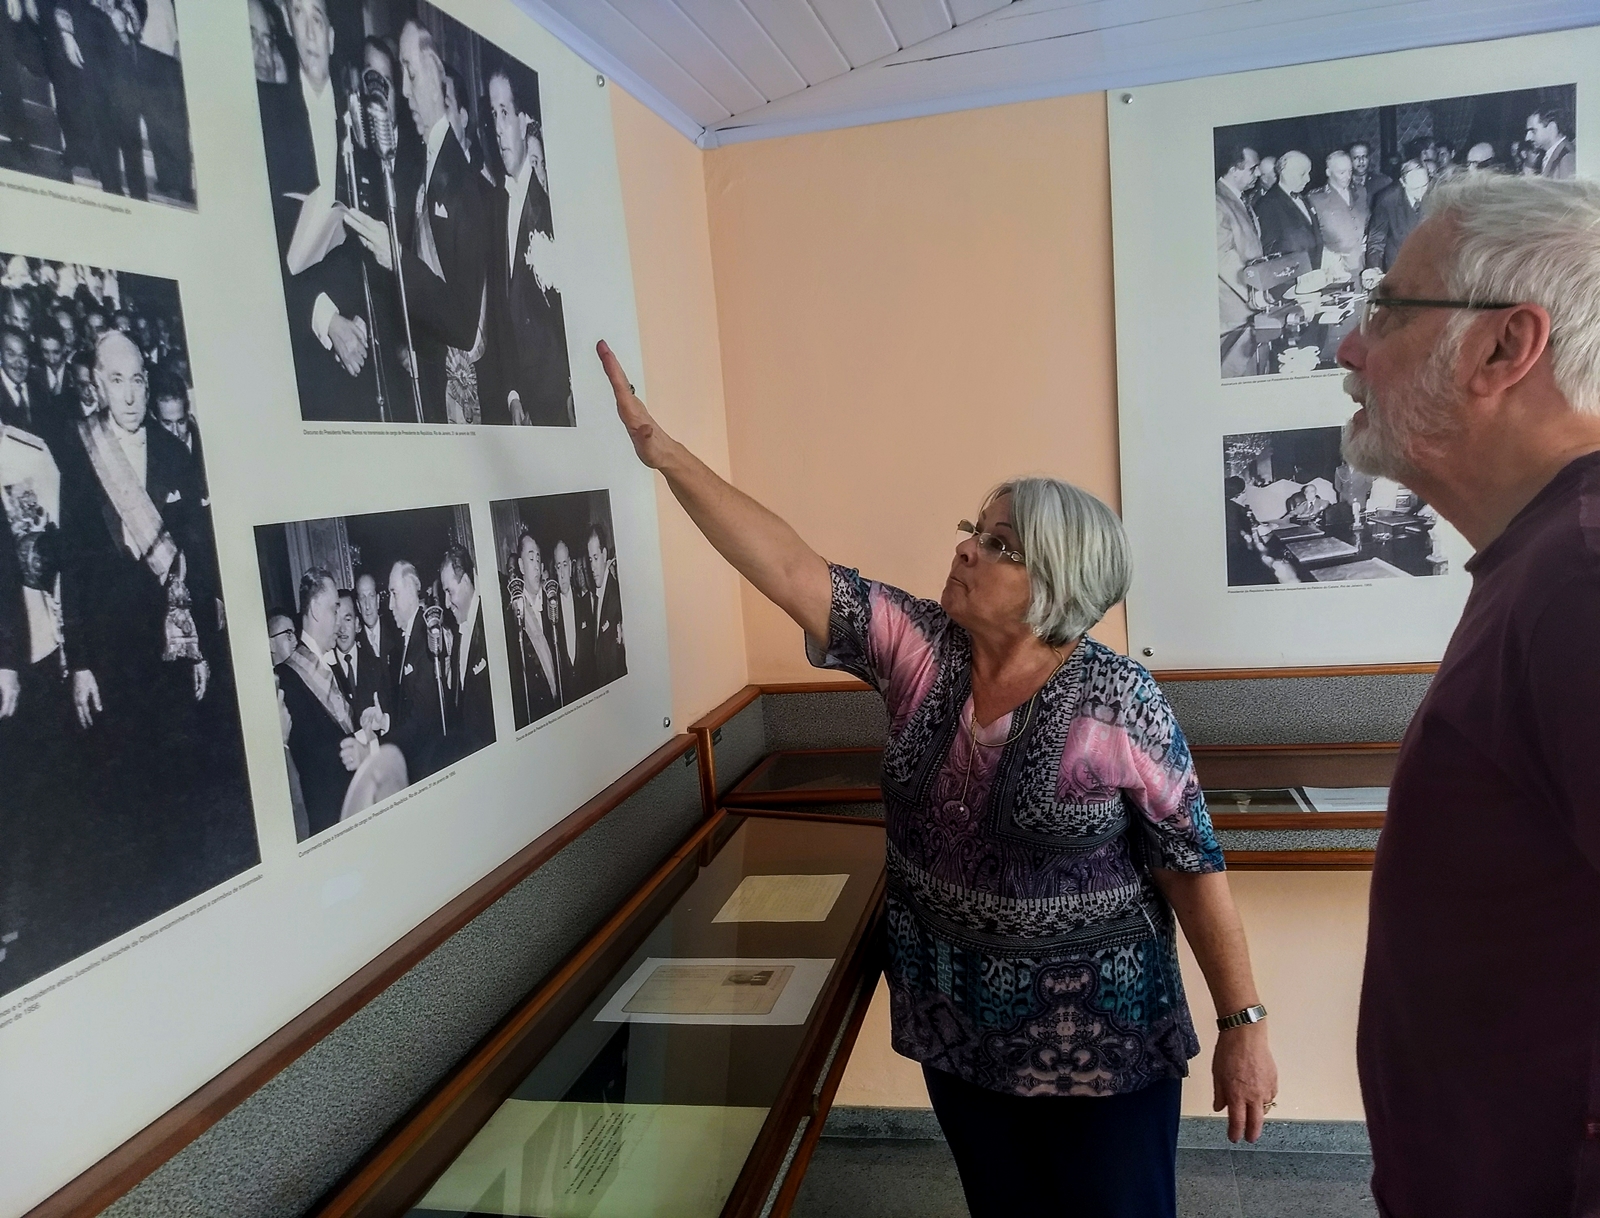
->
xmin=506 ymin=155 xmax=533 ymax=198
xmin=300 ymin=66 xmax=330 ymax=102
xmin=301 ymin=629 xmax=330 ymax=664
xmin=425 ymin=115 xmax=451 ymax=183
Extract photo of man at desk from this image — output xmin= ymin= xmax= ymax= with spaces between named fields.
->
xmin=1224 ymin=426 xmax=1447 ymax=586
xmin=1215 ymin=82 xmax=1574 ymax=380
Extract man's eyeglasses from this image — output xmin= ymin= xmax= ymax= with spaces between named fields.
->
xmin=1359 ymin=295 xmax=1519 ymax=336
xmin=957 ymin=521 xmax=1026 ymax=564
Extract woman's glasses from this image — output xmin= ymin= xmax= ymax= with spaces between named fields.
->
xmin=957 ymin=520 xmax=1026 ymax=564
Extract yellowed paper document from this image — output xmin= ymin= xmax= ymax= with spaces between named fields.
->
xmin=417 ymin=1099 xmax=769 ymax=1217
xmin=622 ymin=963 xmax=794 ymax=1016
xmin=712 ymin=873 xmax=850 ymax=924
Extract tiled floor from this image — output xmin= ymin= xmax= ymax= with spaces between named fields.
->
xmin=791 ymin=1137 xmax=1378 ymax=1218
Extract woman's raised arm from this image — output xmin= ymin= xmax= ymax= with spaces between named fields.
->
xmin=598 ymin=341 xmax=833 ymax=643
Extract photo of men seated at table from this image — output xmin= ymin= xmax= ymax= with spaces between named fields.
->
xmin=1224 ymin=426 xmax=1447 ymax=587
xmin=1215 ymin=82 xmax=1575 ymax=380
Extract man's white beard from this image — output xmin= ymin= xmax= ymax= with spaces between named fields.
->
xmin=1340 ymin=351 xmax=1462 ymax=481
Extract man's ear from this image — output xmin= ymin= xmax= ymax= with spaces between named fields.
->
xmin=1467 ymin=303 xmax=1551 ymax=398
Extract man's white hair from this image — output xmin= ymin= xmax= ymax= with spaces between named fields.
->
xmin=988 ymin=477 xmax=1131 ymax=646
xmin=1423 ymin=174 xmax=1600 ymax=416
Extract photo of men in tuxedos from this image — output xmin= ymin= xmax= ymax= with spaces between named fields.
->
xmin=439 ymin=542 xmax=493 ymax=761
xmin=490 ymin=489 xmax=626 ymax=732
xmin=0 ymin=0 xmax=195 ymax=206
xmin=250 ymin=0 xmax=573 ymax=427
xmin=354 ymin=568 xmax=399 ymax=695
xmin=482 ymin=56 xmax=571 ymax=426
xmin=1212 ymin=82 xmax=1575 ymax=381
xmin=255 ymin=503 xmax=497 ymax=842
xmin=586 ymin=522 xmax=624 ymax=688
xmin=277 ymin=568 xmax=359 ymax=839
xmin=0 ymin=254 xmax=255 ymax=1002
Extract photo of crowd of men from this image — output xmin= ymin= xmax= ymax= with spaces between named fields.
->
xmin=0 ymin=253 xmax=255 ymax=997
xmin=1224 ymin=426 xmax=1447 ymax=587
xmin=0 ymin=0 xmax=194 ymax=206
xmin=255 ymin=504 xmax=495 ymax=842
xmin=490 ymin=489 xmax=625 ymax=732
xmin=252 ymin=0 xmax=573 ymax=428
xmin=1215 ymin=83 xmax=1575 ymax=379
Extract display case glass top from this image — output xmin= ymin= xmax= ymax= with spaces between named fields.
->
xmin=400 ymin=815 xmax=885 ymax=1218
xmin=724 ymin=749 xmax=884 ymax=804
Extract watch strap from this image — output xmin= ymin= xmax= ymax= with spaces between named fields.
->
xmin=1216 ymin=1003 xmax=1268 ymax=1031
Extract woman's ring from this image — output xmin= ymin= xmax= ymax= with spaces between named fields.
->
xmin=1263 ymin=1100 xmax=1277 ymax=1113
xmin=628 ymin=383 xmax=635 ymax=393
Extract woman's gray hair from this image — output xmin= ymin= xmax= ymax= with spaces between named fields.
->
xmin=1423 ymin=174 xmax=1600 ymax=415
xmin=989 ymin=477 xmax=1131 ymax=646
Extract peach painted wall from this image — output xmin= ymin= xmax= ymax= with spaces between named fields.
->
xmin=703 ymin=95 xmax=1127 ymax=682
xmin=610 ymin=89 xmax=748 ymax=727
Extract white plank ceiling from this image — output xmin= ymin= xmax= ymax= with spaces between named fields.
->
xmin=512 ymin=0 xmax=1600 ymax=147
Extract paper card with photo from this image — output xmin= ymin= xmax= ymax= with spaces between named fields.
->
xmin=1223 ymin=426 xmax=1448 ymax=587
xmin=253 ymin=503 xmax=495 ymax=842
xmin=0 ymin=0 xmax=196 ymax=208
xmin=1215 ymin=83 xmax=1575 ymax=381
xmin=489 ymin=488 xmax=625 ymax=731
xmin=250 ymin=0 xmax=572 ymax=427
xmin=0 ymin=250 xmax=256 ymax=999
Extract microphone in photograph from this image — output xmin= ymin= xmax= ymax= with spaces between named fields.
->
xmin=342 ymin=92 xmax=388 ymax=422
xmin=506 ymin=575 xmax=530 ymax=720
xmin=361 ymin=70 xmax=424 ymax=424
xmin=423 ymin=601 xmax=448 ymax=734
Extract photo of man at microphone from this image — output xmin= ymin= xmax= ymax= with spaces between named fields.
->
xmin=252 ymin=0 xmax=572 ymax=427
xmin=253 ymin=503 xmax=497 ymax=842
xmin=490 ymin=489 xmax=626 ymax=732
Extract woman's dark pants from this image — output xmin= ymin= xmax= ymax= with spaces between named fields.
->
xmin=923 ymin=1065 xmax=1182 ymax=1217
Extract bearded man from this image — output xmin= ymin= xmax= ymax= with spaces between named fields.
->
xmin=1337 ymin=175 xmax=1600 ymax=1217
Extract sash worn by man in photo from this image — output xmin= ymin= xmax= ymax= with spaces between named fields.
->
xmin=415 ymin=183 xmax=487 ymax=425
xmin=282 ymin=644 xmax=355 ymax=736
xmin=76 ymin=414 xmax=201 ymax=662
xmin=0 ymin=424 xmax=63 ymax=669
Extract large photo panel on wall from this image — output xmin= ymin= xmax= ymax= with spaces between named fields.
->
xmin=1215 ymin=83 xmax=1574 ymax=380
xmin=1107 ymin=27 xmax=1597 ymax=668
xmin=0 ymin=250 xmax=256 ymax=998
xmin=2 ymin=2 xmax=673 ymax=1211
xmin=0 ymin=0 xmax=197 ymax=208
xmin=252 ymin=0 xmax=572 ymax=427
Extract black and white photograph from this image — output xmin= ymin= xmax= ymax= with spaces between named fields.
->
xmin=0 ymin=251 xmax=254 ymax=997
xmin=0 ymin=0 xmax=194 ymax=206
xmin=251 ymin=0 xmax=573 ymax=427
xmin=1224 ymin=426 xmax=1447 ymax=587
xmin=490 ymin=489 xmax=624 ymax=732
xmin=1215 ymin=83 xmax=1575 ymax=379
xmin=255 ymin=503 xmax=496 ymax=842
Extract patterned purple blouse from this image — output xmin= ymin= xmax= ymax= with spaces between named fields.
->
xmin=810 ymin=565 xmax=1225 ymax=1097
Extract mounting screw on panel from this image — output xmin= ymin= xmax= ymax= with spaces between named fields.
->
xmin=663 ymin=716 xmax=672 ymax=728
xmin=597 ymin=74 xmax=607 ymax=87
xmin=1142 ymin=648 xmax=1154 ymax=657
xmin=1121 ymin=93 xmax=1134 ymax=105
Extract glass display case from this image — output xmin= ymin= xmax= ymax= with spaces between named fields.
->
xmin=316 ymin=813 xmax=886 ymax=1218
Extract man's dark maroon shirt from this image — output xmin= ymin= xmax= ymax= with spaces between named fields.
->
xmin=1360 ymin=452 xmax=1600 ymax=1217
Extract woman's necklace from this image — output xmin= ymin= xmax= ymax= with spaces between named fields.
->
xmin=954 ymin=646 xmax=1068 ymax=815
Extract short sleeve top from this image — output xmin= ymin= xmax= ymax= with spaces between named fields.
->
xmin=810 ymin=564 xmax=1224 ymax=1097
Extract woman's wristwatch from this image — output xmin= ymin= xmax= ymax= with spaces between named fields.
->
xmin=1217 ymin=1003 xmax=1268 ymax=1031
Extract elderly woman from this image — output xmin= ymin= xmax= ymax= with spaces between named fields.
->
xmin=595 ymin=345 xmax=1276 ymax=1216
